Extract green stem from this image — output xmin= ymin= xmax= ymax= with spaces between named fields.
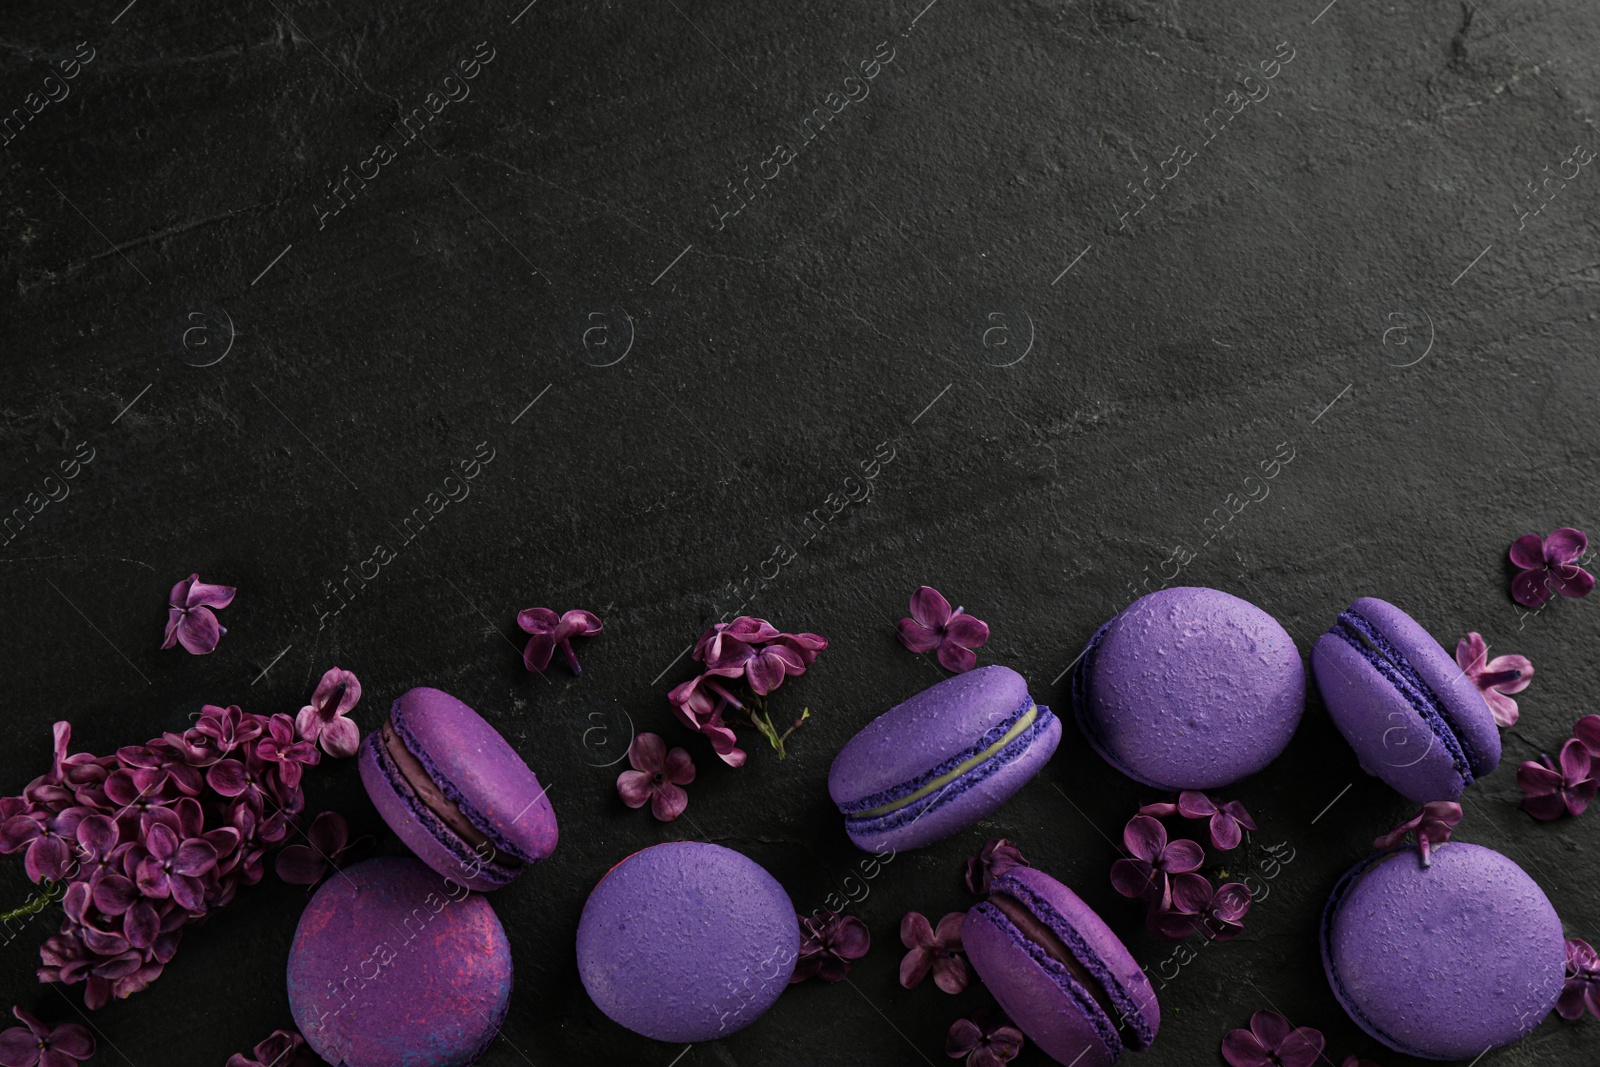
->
xmin=0 ymin=880 xmax=65 ymax=924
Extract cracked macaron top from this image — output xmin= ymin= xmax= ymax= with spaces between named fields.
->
xmin=1073 ymin=587 xmax=1304 ymax=791
xmin=1320 ymin=842 xmax=1562 ymax=1060
xmin=828 ymin=665 xmax=1060 ymax=852
xmin=964 ymin=866 xmax=1159 ymax=1067
xmin=1312 ymin=597 xmax=1500 ymax=803
xmin=360 ymin=686 xmax=557 ymax=890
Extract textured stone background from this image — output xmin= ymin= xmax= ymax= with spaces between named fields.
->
xmin=3 ymin=0 xmax=1598 ymax=1064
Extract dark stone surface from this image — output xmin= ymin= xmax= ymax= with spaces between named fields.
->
xmin=3 ymin=0 xmax=1598 ymax=1064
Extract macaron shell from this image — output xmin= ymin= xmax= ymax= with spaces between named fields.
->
xmin=1322 ymin=843 xmax=1563 ymax=1060
xmin=963 ymin=904 xmax=1118 ymax=1067
xmin=997 ymin=867 xmax=1159 ymax=1047
xmin=1077 ymin=587 xmax=1304 ymax=790
xmin=359 ymin=732 xmax=516 ymax=891
xmin=391 ymin=687 xmax=558 ymax=865
xmin=1347 ymin=597 xmax=1501 ymax=777
xmin=287 ymin=857 xmax=513 ymax=1067
xmin=576 ymin=842 xmax=798 ymax=1042
xmin=1311 ymin=631 xmax=1466 ymax=803
xmin=842 ymin=713 xmax=1061 ymax=853
xmin=828 ymin=665 xmax=1032 ymax=805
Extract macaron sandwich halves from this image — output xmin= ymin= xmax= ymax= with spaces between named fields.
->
xmin=828 ymin=666 xmax=1060 ymax=852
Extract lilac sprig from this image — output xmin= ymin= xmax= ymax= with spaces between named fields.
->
xmin=669 ymin=616 xmax=826 ymax=765
xmin=1373 ymin=801 xmax=1463 ymax=866
xmin=0 ymin=668 xmax=362 ymax=1009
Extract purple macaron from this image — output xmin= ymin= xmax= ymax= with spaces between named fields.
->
xmin=1312 ymin=597 xmax=1501 ymax=803
xmin=359 ymin=686 xmax=557 ymax=891
xmin=576 ymin=842 xmax=798 ymax=1042
xmin=964 ymin=867 xmax=1160 ymax=1067
xmin=1321 ymin=841 xmax=1563 ymax=1060
xmin=828 ymin=665 xmax=1060 ymax=853
xmin=1073 ymin=587 xmax=1304 ymax=790
xmin=287 ymin=856 xmax=513 ymax=1067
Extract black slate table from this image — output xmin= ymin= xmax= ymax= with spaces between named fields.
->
xmin=3 ymin=1 xmax=1597 ymax=1064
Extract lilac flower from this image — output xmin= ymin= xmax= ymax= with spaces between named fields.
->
xmin=791 ymin=910 xmax=871 ymax=983
xmin=898 ymin=586 xmax=990 ymax=673
xmin=1559 ymin=937 xmax=1600 ymax=1021
xmin=134 ymin=822 xmax=218 ymax=911
xmin=1574 ymin=715 xmax=1600 ymax=762
xmin=517 ymin=607 xmax=602 ymax=674
xmin=667 ymin=673 xmax=747 ymax=768
xmin=226 ymin=1029 xmax=316 ymax=1067
xmin=965 ymin=838 xmax=1028 ymax=896
xmin=1373 ymin=801 xmax=1463 ymax=866
xmin=946 ymin=1008 xmax=1025 ymax=1067
xmin=1518 ymin=738 xmax=1598 ymax=821
xmin=616 ymin=733 xmax=695 ymax=822
xmin=899 ymin=912 xmax=968 ymax=993
xmin=255 ymin=714 xmax=320 ymax=790
xmin=1176 ymin=791 xmax=1257 ymax=850
xmin=1510 ymin=528 xmax=1594 ymax=607
xmin=194 ymin=704 xmax=262 ymax=755
xmin=1109 ymin=816 xmax=1205 ymax=911
xmin=1154 ymin=876 xmax=1252 ymax=942
xmin=1221 ymin=1010 xmax=1325 ymax=1067
xmin=694 ymin=617 xmax=780 ymax=669
xmin=295 ymin=667 xmax=362 ymax=757
xmin=0 ymin=1006 xmax=94 ymax=1067
xmin=708 ymin=641 xmax=809 ymax=696
xmin=276 ymin=812 xmax=358 ymax=887
xmin=1455 ymin=632 xmax=1532 ymax=727
xmin=160 ymin=573 xmax=235 ymax=654
xmin=0 ymin=807 xmax=89 ymax=884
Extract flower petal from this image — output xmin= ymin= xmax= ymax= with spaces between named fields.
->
xmin=1110 ymin=858 xmax=1158 ymax=900
xmin=319 ymin=716 xmax=361 ymax=759
xmin=174 ymin=608 xmax=223 ymax=655
xmin=1509 ymin=535 xmax=1547 ymax=571
xmin=909 ymin=586 xmax=952 ymax=629
xmin=1483 ymin=654 xmax=1533 ymax=694
xmin=628 ymin=732 xmax=666 ymax=774
xmin=516 ymin=607 xmax=559 ymax=634
xmin=899 ymin=947 xmax=931 ymax=988
xmin=185 ymin=579 xmax=235 ymax=609
xmin=663 ymin=746 xmax=696 ymax=785
xmin=1550 ymin=563 xmax=1596 ymax=600
xmin=934 ymin=912 xmax=965 ymax=950
xmin=896 ymin=619 xmax=942 ymax=654
xmin=1560 ymin=738 xmax=1592 ymax=782
xmin=1169 ymin=872 xmax=1213 ymax=914
xmin=1575 ymin=715 xmax=1600 ymax=758
xmin=937 ymin=643 xmax=978 ymax=674
xmin=1544 ymin=527 xmax=1588 ymax=563
xmin=1176 ymin=791 xmax=1218 ymax=818
xmin=522 ymin=633 xmax=556 ymax=673
xmin=1162 ymin=837 xmax=1206 ymax=875
xmin=831 ymin=916 xmax=871 ymax=959
xmin=932 ymin=954 xmax=970 ymax=994
xmin=1511 ymin=568 xmax=1554 ymax=608
xmin=48 ymin=1023 xmax=95 ymax=1059
xmin=900 ymin=911 xmax=934 ymax=950
xmin=615 ymin=770 xmax=653 ymax=809
xmin=1249 ymin=1010 xmax=1293 ymax=1051
xmin=1210 ymin=812 xmax=1243 ymax=851
xmin=561 ymin=609 xmax=604 ymax=636
xmin=650 ymin=783 xmax=688 ymax=822
xmin=1455 ymin=632 xmax=1487 ymax=674
xmin=0 ymin=1028 xmax=40 ymax=1067
xmin=946 ymin=1018 xmax=981 ymax=1058
xmin=160 ymin=608 xmax=183 ymax=650
xmin=275 ymin=844 xmax=328 ymax=885
xmin=943 ymin=614 xmax=990 ymax=649
xmin=1123 ymin=815 xmax=1167 ymax=861
xmin=1277 ymin=1026 xmax=1326 ymax=1067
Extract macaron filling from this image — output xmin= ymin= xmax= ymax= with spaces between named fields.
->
xmin=373 ymin=720 xmax=524 ymax=884
xmin=987 ymin=872 xmax=1156 ymax=1050
xmin=837 ymin=699 xmax=1054 ymax=834
xmin=1328 ymin=609 xmax=1485 ymax=782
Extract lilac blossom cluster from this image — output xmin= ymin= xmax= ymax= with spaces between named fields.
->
xmin=0 ymin=668 xmax=360 ymax=1009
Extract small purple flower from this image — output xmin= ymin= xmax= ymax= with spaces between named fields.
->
xmin=1176 ymin=791 xmax=1257 ymax=850
xmin=666 ymin=673 xmax=747 ymax=768
xmin=1155 ymin=876 xmax=1252 ymax=942
xmin=965 ymin=838 xmax=1028 ymax=895
xmin=898 ymin=586 xmax=990 ymax=673
xmin=194 ymin=704 xmax=262 ymax=754
xmin=707 ymin=640 xmax=808 ymax=696
xmin=1510 ymin=528 xmax=1595 ymax=608
xmin=899 ymin=911 xmax=969 ymax=994
xmin=255 ymin=714 xmax=320 ymax=790
xmin=517 ymin=607 xmax=602 ymax=674
xmin=1455 ymin=632 xmax=1532 ymax=728
xmin=226 ymin=1029 xmax=316 ymax=1067
xmin=694 ymin=617 xmax=781 ymax=669
xmin=1519 ymin=738 xmax=1598 ymax=821
xmin=1109 ymin=815 xmax=1205 ymax=911
xmin=134 ymin=822 xmax=218 ymax=911
xmin=0 ymin=1006 xmax=95 ymax=1067
xmin=1221 ymin=1010 xmax=1325 ymax=1067
xmin=946 ymin=1008 xmax=1025 ymax=1067
xmin=1559 ymin=936 xmax=1600 ymax=1021
xmin=295 ymin=667 xmax=362 ymax=758
xmin=160 ymin=573 xmax=236 ymax=654
xmin=1373 ymin=800 xmax=1463 ymax=866
xmin=791 ymin=910 xmax=871 ymax=983
xmin=276 ymin=811 xmax=359 ymax=888
xmin=616 ymin=733 xmax=695 ymax=822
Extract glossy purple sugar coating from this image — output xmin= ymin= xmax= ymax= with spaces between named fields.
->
xmin=1321 ymin=842 xmax=1562 ymax=1060
xmin=964 ymin=867 xmax=1159 ymax=1067
xmin=1312 ymin=597 xmax=1501 ymax=803
xmin=576 ymin=842 xmax=798 ymax=1042
xmin=287 ymin=856 xmax=513 ymax=1067
xmin=828 ymin=665 xmax=1060 ymax=852
xmin=1073 ymin=587 xmax=1304 ymax=790
xmin=360 ymin=687 xmax=557 ymax=891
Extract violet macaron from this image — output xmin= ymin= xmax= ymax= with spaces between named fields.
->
xmin=1311 ymin=597 xmax=1501 ymax=803
xmin=964 ymin=867 xmax=1160 ymax=1067
xmin=1321 ymin=841 xmax=1563 ymax=1060
xmin=287 ymin=856 xmax=513 ymax=1067
xmin=359 ymin=686 xmax=557 ymax=891
xmin=1073 ymin=587 xmax=1304 ymax=789
xmin=577 ymin=842 xmax=798 ymax=1042
xmin=828 ymin=665 xmax=1060 ymax=853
